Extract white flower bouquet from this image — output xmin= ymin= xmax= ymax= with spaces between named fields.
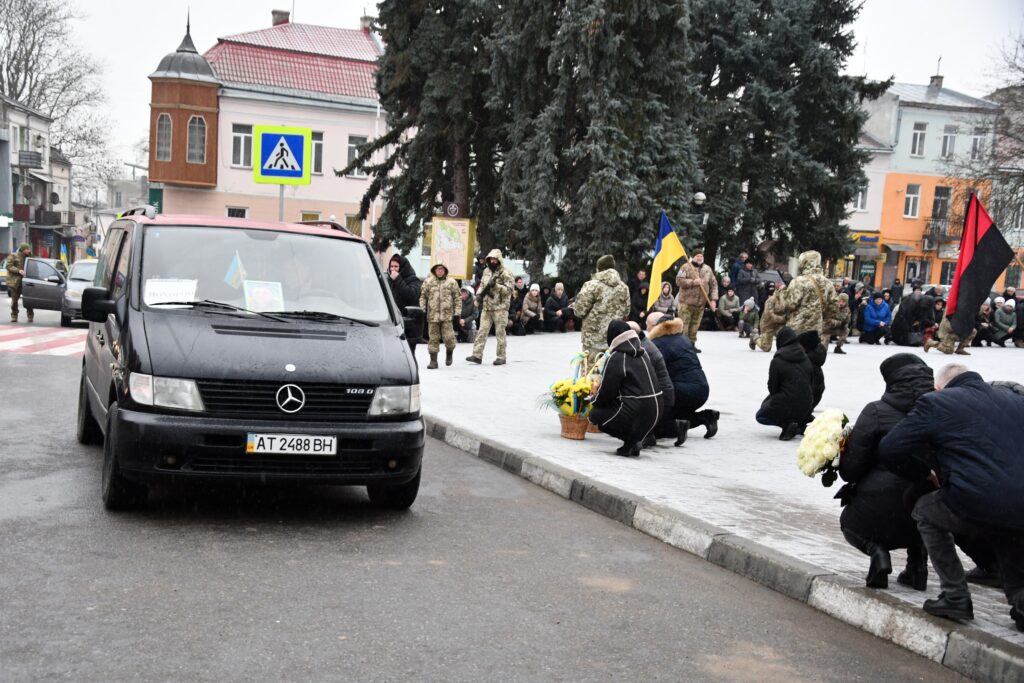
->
xmin=796 ymin=409 xmax=852 ymax=487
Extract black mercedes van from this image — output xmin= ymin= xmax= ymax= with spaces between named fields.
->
xmin=77 ymin=207 xmax=425 ymax=511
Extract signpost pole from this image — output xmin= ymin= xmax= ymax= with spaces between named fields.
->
xmin=278 ymin=185 xmax=284 ymax=222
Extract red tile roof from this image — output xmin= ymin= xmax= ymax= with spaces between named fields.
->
xmin=203 ymin=23 xmax=381 ymax=101
xmin=219 ymin=23 xmax=381 ymax=62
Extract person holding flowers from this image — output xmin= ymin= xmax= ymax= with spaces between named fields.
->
xmin=588 ymin=320 xmax=662 ymax=457
xmin=837 ymin=354 xmax=934 ymax=590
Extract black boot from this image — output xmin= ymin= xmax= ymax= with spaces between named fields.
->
xmin=427 ymin=353 xmax=439 ymax=369
xmin=674 ymin=420 xmax=689 ymax=446
xmin=615 ymin=441 xmax=640 ymax=457
xmin=865 ymin=544 xmax=892 ymax=588
xmin=703 ymin=410 xmax=719 ymax=439
xmin=923 ymin=592 xmax=974 ymax=621
xmin=897 ymin=544 xmax=928 ymax=591
xmin=834 ymin=346 xmax=846 ymax=354
xmin=779 ymin=422 xmax=801 ymax=441
xmin=641 ymin=433 xmax=657 ymax=449
xmin=446 ymin=349 xmax=454 ymax=366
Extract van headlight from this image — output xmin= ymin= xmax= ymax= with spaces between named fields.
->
xmin=128 ymin=373 xmax=205 ymax=411
xmin=368 ymin=385 xmax=419 ymax=416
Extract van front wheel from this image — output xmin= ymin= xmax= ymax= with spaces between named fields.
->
xmin=101 ymin=402 xmax=148 ymax=511
xmin=367 ymin=468 xmax=420 ymax=510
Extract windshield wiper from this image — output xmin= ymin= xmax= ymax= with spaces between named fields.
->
xmin=150 ymin=300 xmax=286 ymax=322
xmin=275 ymin=310 xmax=380 ymax=326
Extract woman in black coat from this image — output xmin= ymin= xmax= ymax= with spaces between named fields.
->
xmin=630 ymin=285 xmax=651 ymax=326
xmin=891 ymin=293 xmax=934 ymax=346
xmin=838 ymin=354 xmax=934 ymax=590
xmin=589 ymin=320 xmax=662 ymax=457
xmin=544 ymin=283 xmax=575 ymax=332
xmin=756 ymin=326 xmax=813 ymax=441
xmin=797 ymin=330 xmax=826 ymax=409
xmin=387 ymin=254 xmax=422 ymax=311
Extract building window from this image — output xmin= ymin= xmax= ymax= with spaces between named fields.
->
xmin=345 ymin=214 xmax=363 ymax=236
xmin=300 ymin=211 xmax=320 ymax=222
xmin=115 ymin=191 xmax=123 ymax=207
xmin=940 ymin=261 xmax=957 ymax=285
xmin=931 ymin=186 xmax=951 ymax=219
xmin=156 ymin=114 xmax=172 ymax=161
xmin=226 ymin=207 xmax=247 ymax=219
xmin=187 ymin=116 xmax=206 ymax=164
xmin=10 ymin=124 xmax=20 ymax=152
xmin=910 ymin=122 xmax=927 ymax=157
xmin=347 ymin=135 xmax=368 ymax=177
xmin=853 ymin=188 xmax=867 ymax=211
xmin=231 ymin=124 xmax=252 ymax=168
xmin=941 ymin=125 xmax=957 ymax=158
xmin=312 ymin=132 xmax=324 ymax=174
xmin=904 ymin=184 xmax=921 ymax=218
xmin=971 ymin=127 xmax=987 ymax=160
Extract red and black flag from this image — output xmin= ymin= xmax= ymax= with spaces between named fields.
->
xmin=946 ymin=193 xmax=1015 ymax=339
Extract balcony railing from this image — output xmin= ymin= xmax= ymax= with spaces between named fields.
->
xmin=16 ymin=151 xmax=43 ymax=168
xmin=35 ymin=209 xmax=75 ymax=226
xmin=13 ymin=204 xmax=32 ymax=222
xmin=926 ymin=217 xmax=962 ymax=242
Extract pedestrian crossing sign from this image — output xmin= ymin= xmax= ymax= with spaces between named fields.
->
xmin=253 ymin=126 xmax=312 ymax=185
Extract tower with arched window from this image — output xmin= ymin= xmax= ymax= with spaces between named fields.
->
xmin=148 ymin=21 xmax=220 ymax=192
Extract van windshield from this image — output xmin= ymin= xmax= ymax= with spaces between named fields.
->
xmin=140 ymin=226 xmax=391 ymax=323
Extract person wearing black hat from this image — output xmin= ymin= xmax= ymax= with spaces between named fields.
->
xmin=588 ymin=320 xmax=662 ymax=457
xmin=756 ymin=326 xmax=814 ymax=440
xmin=837 ymin=354 xmax=934 ymax=591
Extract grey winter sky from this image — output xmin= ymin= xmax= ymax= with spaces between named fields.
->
xmin=74 ymin=0 xmax=1024 ymax=164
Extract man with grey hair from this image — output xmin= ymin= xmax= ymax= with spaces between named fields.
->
xmin=879 ymin=364 xmax=1024 ymax=631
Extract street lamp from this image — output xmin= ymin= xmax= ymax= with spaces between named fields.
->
xmin=693 ymin=191 xmax=706 ymax=206
xmin=691 ymin=191 xmax=708 ymax=226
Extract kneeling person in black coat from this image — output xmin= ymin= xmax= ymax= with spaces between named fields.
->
xmin=797 ymin=330 xmax=826 ymax=409
xmin=589 ymin=320 xmax=663 ymax=457
xmin=838 ymin=354 xmax=934 ymax=591
xmin=756 ymin=326 xmax=814 ymax=441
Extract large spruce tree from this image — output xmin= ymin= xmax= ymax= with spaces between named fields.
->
xmin=690 ymin=0 xmax=889 ymax=268
xmin=337 ymin=1 xmax=501 ymax=252
xmin=490 ymin=0 xmax=702 ymax=283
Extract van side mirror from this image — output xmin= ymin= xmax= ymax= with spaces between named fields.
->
xmin=402 ymin=306 xmax=425 ymax=341
xmin=82 ymin=287 xmax=116 ymax=323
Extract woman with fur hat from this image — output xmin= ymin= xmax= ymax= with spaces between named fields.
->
xmin=589 ymin=320 xmax=662 ymax=457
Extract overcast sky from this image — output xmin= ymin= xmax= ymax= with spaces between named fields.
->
xmin=76 ymin=0 xmax=1024 ymax=165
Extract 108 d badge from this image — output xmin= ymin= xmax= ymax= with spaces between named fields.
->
xmin=247 ymin=434 xmax=338 ymax=455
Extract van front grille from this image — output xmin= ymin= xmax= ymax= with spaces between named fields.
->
xmin=195 ymin=379 xmax=374 ymax=421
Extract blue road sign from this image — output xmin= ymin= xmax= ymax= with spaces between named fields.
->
xmin=253 ymin=126 xmax=312 ymax=185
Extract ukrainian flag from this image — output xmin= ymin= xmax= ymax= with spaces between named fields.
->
xmin=224 ymin=250 xmax=247 ymax=289
xmin=647 ymin=211 xmax=687 ymax=310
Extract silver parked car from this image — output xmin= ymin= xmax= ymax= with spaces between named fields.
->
xmin=61 ymin=259 xmax=98 ymax=326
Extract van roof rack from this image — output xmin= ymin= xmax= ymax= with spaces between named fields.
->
xmin=297 ymin=219 xmax=353 ymax=235
xmin=120 ymin=205 xmax=157 ymax=219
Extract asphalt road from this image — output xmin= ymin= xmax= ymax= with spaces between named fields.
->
xmin=0 ymin=316 xmax=963 ymax=682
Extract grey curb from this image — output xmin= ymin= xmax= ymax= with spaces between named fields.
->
xmin=423 ymin=414 xmax=1024 ymax=682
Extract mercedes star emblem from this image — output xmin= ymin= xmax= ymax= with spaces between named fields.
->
xmin=276 ymin=384 xmax=306 ymax=413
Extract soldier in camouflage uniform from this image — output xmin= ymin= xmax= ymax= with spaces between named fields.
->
xmin=675 ymin=250 xmax=718 ymax=349
xmin=5 ymin=243 xmax=33 ymax=323
xmin=571 ymin=254 xmax=630 ymax=365
xmin=925 ymin=317 xmax=975 ymax=355
xmin=467 ymin=249 xmax=515 ymax=365
xmin=823 ymin=292 xmax=852 ymax=354
xmin=776 ymin=250 xmax=839 ymax=336
xmin=419 ymin=262 xmax=461 ymax=369
xmin=753 ymin=285 xmax=787 ymax=352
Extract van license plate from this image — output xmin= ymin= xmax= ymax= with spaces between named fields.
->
xmin=246 ymin=434 xmax=337 ymax=456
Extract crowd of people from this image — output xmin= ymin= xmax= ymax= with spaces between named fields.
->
xmin=391 ymin=245 xmax=1023 ymax=633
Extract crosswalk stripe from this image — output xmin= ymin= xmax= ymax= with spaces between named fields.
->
xmin=0 ymin=325 xmax=87 ymax=357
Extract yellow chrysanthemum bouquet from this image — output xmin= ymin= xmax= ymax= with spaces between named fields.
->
xmin=540 ymin=353 xmax=607 ymax=439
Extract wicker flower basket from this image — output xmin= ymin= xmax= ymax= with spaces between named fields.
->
xmin=559 ymin=414 xmax=590 ymax=440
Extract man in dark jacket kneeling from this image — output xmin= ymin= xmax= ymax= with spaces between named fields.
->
xmin=879 ymin=364 xmax=1024 ymax=631
xmin=589 ymin=320 xmax=662 ymax=458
